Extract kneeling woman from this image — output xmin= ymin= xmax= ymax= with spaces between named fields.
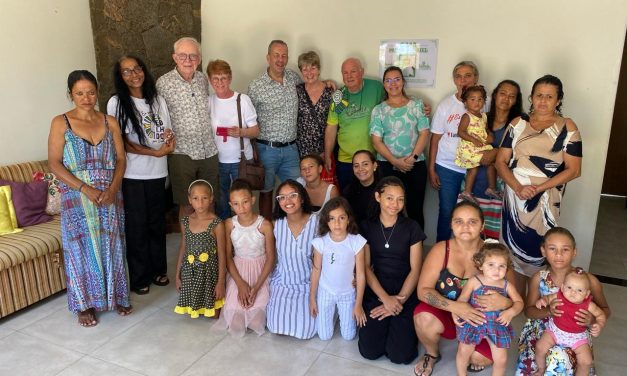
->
xmin=358 ymin=176 xmax=425 ymax=364
xmin=266 ymin=180 xmax=318 ymax=339
xmin=413 ymin=201 xmax=513 ymax=376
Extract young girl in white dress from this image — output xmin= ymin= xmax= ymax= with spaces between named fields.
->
xmin=309 ymin=197 xmax=367 ymax=340
xmin=213 ymin=179 xmax=276 ymax=336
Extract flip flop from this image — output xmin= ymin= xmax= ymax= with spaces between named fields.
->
xmin=132 ymin=286 xmax=150 ymax=295
xmin=117 ymin=305 xmax=133 ymax=316
xmin=414 ymin=353 xmax=441 ymax=376
xmin=153 ymin=274 xmax=170 ymax=286
xmin=467 ymin=364 xmax=486 ymax=373
xmin=77 ymin=309 xmax=97 ymax=327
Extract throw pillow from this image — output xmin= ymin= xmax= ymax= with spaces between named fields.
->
xmin=0 ymin=179 xmax=52 ymax=227
xmin=32 ymin=171 xmax=61 ymax=215
xmin=0 ymin=185 xmax=23 ymax=235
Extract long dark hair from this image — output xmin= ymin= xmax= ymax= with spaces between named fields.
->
xmin=486 ymin=80 xmax=523 ymax=131
xmin=371 ymin=176 xmax=407 ymax=219
xmin=111 ymin=55 xmax=158 ymax=146
xmin=317 ymin=197 xmax=359 ymax=236
xmin=344 ymin=150 xmax=381 ymax=196
xmin=272 ymin=179 xmax=313 ymax=220
xmin=382 ymin=65 xmax=408 ymax=100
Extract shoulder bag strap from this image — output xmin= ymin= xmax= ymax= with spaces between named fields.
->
xmin=237 ymin=94 xmax=246 ymax=163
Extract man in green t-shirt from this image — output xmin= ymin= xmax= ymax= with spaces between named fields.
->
xmin=324 ymin=58 xmax=384 ymax=189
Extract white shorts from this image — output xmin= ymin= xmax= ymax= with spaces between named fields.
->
xmin=547 ymin=317 xmax=590 ymax=349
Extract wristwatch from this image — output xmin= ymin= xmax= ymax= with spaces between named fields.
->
xmin=413 ymin=154 xmax=420 ymax=161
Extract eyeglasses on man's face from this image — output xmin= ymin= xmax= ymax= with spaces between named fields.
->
xmin=175 ymin=53 xmax=200 ymax=62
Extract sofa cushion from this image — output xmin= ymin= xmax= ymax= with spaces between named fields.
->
xmin=0 ymin=179 xmax=52 ymax=227
xmin=0 ymin=186 xmax=23 ymax=235
xmin=0 ymin=216 xmax=61 ymax=271
xmin=32 ymin=172 xmax=61 ymax=215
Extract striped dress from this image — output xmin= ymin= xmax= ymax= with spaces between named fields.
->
xmin=266 ymin=213 xmax=318 ymax=339
xmin=60 ymin=114 xmax=130 ymax=313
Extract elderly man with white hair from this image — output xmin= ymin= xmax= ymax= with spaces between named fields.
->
xmin=157 ymin=37 xmax=220 ymax=221
xmin=324 ymin=58 xmax=385 ymax=189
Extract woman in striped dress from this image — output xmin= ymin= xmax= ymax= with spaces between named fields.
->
xmin=48 ymin=70 xmax=131 ymax=327
xmin=266 ymin=179 xmax=317 ymax=339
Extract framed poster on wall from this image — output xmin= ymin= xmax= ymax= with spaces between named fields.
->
xmin=379 ymin=39 xmax=438 ymax=88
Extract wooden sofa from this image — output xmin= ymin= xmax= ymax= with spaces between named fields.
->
xmin=0 ymin=160 xmax=65 ymax=318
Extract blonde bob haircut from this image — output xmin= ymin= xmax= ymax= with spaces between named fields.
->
xmin=298 ymin=51 xmax=321 ymax=71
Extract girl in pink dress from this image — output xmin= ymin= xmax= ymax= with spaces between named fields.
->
xmin=213 ymin=179 xmax=276 ymax=336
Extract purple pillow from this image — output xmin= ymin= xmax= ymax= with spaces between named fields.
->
xmin=0 ymin=179 xmax=52 ymax=227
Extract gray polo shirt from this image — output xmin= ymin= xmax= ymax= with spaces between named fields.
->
xmin=248 ymin=69 xmax=302 ymax=143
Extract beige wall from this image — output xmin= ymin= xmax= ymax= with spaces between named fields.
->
xmin=0 ymin=1 xmax=96 ymax=165
xmin=0 ymin=1 xmax=624 ymax=268
xmin=201 ymin=0 xmax=627 ymax=268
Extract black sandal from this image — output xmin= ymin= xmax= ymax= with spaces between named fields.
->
xmin=153 ymin=275 xmax=170 ymax=286
xmin=132 ymin=286 xmax=150 ymax=295
xmin=414 ymin=353 xmax=441 ymax=376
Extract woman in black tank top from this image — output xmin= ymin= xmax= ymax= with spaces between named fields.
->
xmin=413 ymin=201 xmax=514 ymax=376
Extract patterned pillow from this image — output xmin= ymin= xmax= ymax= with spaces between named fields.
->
xmin=33 ymin=171 xmax=61 ymax=215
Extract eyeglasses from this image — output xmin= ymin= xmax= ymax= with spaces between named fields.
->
xmin=175 ymin=53 xmax=200 ymax=62
xmin=121 ymin=66 xmax=143 ymax=77
xmin=384 ymin=76 xmax=402 ymax=85
xmin=210 ymin=76 xmax=231 ymax=83
xmin=276 ymin=192 xmax=299 ymax=202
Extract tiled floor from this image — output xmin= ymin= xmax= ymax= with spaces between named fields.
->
xmin=590 ymin=195 xmax=627 ymax=280
xmin=1 ymin=233 xmax=626 ymax=375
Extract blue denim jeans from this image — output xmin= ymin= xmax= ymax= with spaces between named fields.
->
xmin=257 ymin=143 xmax=300 ymax=192
xmin=435 ymin=164 xmax=465 ymax=242
xmin=217 ymin=162 xmax=240 ymax=219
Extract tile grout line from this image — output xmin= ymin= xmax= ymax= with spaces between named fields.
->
xmin=176 ymin=334 xmax=229 ymax=376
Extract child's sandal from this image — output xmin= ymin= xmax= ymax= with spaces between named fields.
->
xmin=485 ymin=188 xmax=503 ymax=199
xmin=458 ymin=192 xmax=478 ymax=204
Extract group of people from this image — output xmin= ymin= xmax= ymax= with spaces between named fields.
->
xmin=46 ymin=34 xmax=611 ymax=376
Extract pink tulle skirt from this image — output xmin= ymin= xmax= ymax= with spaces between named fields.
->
xmin=212 ymin=255 xmax=269 ymax=337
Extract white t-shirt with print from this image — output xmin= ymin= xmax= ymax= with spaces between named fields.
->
xmin=107 ymin=95 xmax=171 ymax=179
xmin=312 ymin=233 xmax=366 ymax=295
xmin=431 ymin=93 xmax=490 ymax=173
xmin=209 ymin=92 xmax=258 ymax=164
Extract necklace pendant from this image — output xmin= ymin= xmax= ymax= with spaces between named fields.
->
xmin=385 ymin=243 xmax=390 ymax=249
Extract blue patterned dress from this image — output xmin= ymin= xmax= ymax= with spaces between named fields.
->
xmin=60 ymin=114 xmax=130 ymax=313
xmin=266 ymin=213 xmax=318 ymax=339
xmin=457 ymin=276 xmax=515 ymax=348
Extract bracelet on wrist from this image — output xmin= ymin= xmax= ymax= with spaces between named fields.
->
xmin=78 ymin=182 xmax=86 ymax=193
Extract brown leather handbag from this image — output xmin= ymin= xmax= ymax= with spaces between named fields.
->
xmin=236 ymin=94 xmax=265 ymax=190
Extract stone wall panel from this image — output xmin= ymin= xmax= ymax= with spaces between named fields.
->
xmin=89 ymin=0 xmax=201 ymax=108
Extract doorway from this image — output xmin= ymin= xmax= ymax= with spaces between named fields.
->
xmin=589 ymin=30 xmax=627 ymax=281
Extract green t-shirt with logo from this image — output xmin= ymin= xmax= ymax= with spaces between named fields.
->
xmin=327 ymin=78 xmax=384 ymax=163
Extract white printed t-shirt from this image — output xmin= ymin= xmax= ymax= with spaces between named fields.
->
xmin=209 ymin=92 xmax=258 ymax=164
xmin=431 ymin=93 xmax=490 ymax=173
xmin=107 ymin=95 xmax=171 ymax=179
xmin=312 ymin=233 xmax=366 ymax=295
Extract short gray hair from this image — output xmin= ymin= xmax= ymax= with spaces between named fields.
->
xmin=173 ymin=37 xmax=201 ymax=55
xmin=267 ymin=39 xmax=288 ymax=54
xmin=453 ymin=61 xmax=479 ymax=77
